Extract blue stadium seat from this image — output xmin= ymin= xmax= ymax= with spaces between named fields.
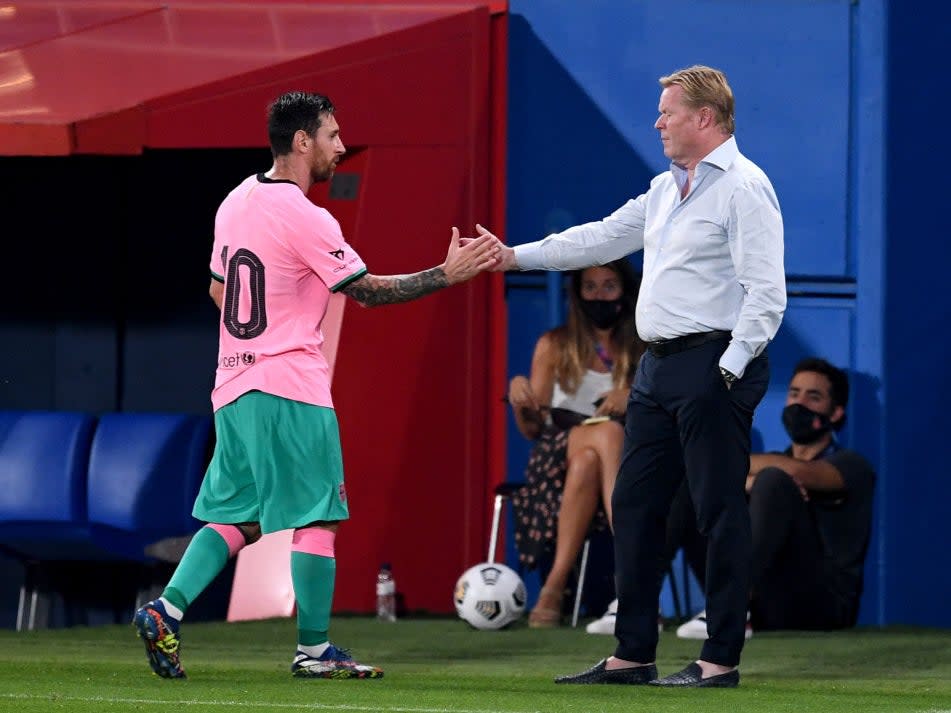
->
xmin=0 ymin=410 xmax=98 ymax=560
xmin=0 ymin=410 xmax=101 ymax=629
xmin=86 ymin=413 xmax=212 ymax=561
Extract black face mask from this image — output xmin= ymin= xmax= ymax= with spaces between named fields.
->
xmin=579 ymin=298 xmax=623 ymax=329
xmin=781 ymin=403 xmax=832 ymax=445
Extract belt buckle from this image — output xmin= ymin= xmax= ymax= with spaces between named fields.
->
xmin=648 ymin=339 xmax=670 ymax=357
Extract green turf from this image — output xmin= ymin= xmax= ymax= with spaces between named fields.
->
xmin=1 ymin=617 xmax=949 ymax=713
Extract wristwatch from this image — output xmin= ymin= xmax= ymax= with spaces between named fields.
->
xmin=719 ymin=366 xmax=738 ymax=389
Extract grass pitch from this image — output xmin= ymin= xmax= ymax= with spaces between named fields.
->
xmin=1 ymin=616 xmax=949 ymax=713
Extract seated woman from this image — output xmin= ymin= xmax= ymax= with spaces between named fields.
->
xmin=507 ymin=259 xmax=644 ymax=628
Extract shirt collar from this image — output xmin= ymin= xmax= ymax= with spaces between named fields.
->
xmin=670 ymin=162 xmax=689 ymax=192
xmin=699 ymin=135 xmax=738 ymax=170
xmin=669 ymin=135 xmax=737 ymax=192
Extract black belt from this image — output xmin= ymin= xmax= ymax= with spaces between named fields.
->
xmin=646 ymin=330 xmax=731 ymax=358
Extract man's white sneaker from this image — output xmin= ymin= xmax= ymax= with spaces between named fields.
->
xmin=675 ymin=610 xmax=709 ymax=639
xmin=585 ymin=599 xmax=664 ymax=635
xmin=585 ymin=598 xmax=617 ymax=635
xmin=675 ymin=610 xmax=753 ymax=640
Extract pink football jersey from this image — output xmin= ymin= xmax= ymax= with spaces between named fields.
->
xmin=209 ymin=174 xmax=366 ymax=411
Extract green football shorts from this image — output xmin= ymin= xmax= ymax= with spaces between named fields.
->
xmin=193 ymin=391 xmax=349 ymax=533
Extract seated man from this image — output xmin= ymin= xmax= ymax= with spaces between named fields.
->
xmin=588 ymin=357 xmax=876 ymax=636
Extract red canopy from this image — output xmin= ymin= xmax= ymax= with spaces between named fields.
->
xmin=0 ymin=0 xmax=502 ymax=155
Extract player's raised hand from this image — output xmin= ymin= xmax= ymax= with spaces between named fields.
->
xmin=441 ymin=227 xmax=500 ymax=284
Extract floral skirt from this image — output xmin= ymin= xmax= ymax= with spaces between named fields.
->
xmin=511 ymin=423 xmax=609 ymax=571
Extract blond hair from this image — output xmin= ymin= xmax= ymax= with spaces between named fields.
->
xmin=659 ymin=65 xmax=735 ymax=135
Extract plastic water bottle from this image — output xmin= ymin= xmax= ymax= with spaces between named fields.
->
xmin=376 ymin=563 xmax=397 ymax=622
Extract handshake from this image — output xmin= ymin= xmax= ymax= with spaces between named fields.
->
xmin=441 ymin=224 xmax=517 ymax=284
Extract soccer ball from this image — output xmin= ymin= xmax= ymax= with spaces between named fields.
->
xmin=453 ymin=562 xmax=526 ymax=630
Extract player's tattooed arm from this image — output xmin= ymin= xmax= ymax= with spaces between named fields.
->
xmin=339 ymin=269 xmax=449 ymax=307
xmin=338 ymin=227 xmax=500 ymax=307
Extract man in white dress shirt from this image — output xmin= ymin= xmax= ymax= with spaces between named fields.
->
xmin=486 ymin=65 xmax=786 ymax=687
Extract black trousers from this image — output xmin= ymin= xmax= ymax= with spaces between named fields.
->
xmin=666 ymin=469 xmax=856 ymax=631
xmin=663 ymin=479 xmax=708 ymax=589
xmin=612 ymin=337 xmax=768 ymax=667
xmin=748 ymin=468 xmax=856 ymax=630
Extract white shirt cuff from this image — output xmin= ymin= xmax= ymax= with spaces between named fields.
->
xmin=512 ymin=243 xmax=546 ymax=271
xmin=719 ymin=341 xmax=753 ymax=380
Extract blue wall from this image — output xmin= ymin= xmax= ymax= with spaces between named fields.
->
xmin=881 ymin=0 xmax=951 ymax=625
xmin=505 ymin=0 xmax=951 ymax=626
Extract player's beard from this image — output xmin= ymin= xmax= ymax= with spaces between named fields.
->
xmin=311 ymin=157 xmax=336 ymax=184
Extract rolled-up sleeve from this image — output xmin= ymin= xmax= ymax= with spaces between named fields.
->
xmin=515 ymin=195 xmax=647 ymax=271
xmin=720 ymin=179 xmax=786 ymax=378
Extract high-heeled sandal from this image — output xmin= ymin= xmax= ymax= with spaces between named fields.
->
xmin=528 ymin=587 xmax=564 ymax=628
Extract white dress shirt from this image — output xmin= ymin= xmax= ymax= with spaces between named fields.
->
xmin=514 ymin=136 xmax=786 ymax=378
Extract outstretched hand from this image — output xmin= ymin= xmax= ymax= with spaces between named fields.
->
xmin=471 ymin=224 xmax=517 ymax=272
xmin=442 ymin=227 xmax=501 ymax=284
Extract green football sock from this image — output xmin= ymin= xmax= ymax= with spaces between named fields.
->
xmin=291 ymin=551 xmax=335 ymax=646
xmin=163 ymin=526 xmax=234 ymax=613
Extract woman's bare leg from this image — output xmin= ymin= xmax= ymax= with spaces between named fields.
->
xmin=531 ymin=421 xmax=625 ymax=623
xmin=541 ymin=446 xmax=600 ymax=595
xmin=565 ymin=421 xmax=624 ymax=526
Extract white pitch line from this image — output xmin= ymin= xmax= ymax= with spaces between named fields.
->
xmin=0 ymin=692 xmax=539 ymax=713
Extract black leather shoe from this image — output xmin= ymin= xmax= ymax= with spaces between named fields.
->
xmin=649 ymin=662 xmax=739 ymax=688
xmin=555 ymin=659 xmax=657 ymax=685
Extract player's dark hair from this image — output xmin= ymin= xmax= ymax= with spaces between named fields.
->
xmin=267 ymin=92 xmax=335 ymax=158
